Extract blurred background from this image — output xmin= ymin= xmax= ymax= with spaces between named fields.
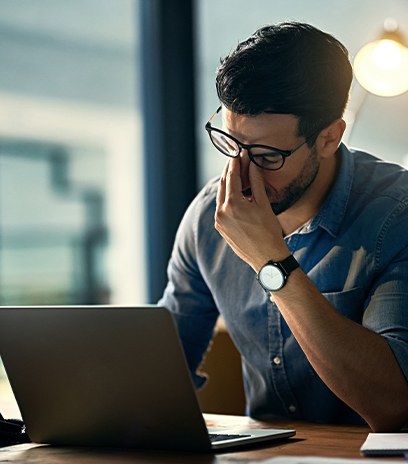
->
xmin=0 ymin=0 xmax=407 ymax=415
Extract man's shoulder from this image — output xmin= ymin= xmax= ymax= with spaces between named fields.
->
xmin=180 ymin=176 xmax=219 ymax=230
xmin=349 ymin=147 xmax=408 ymax=203
xmin=200 ymin=176 xmax=220 ymax=197
xmin=194 ymin=176 xmax=219 ymax=209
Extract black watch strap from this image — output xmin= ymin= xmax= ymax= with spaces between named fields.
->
xmin=277 ymin=254 xmax=299 ymax=275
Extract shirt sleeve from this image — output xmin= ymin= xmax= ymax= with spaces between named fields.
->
xmin=362 ymin=201 xmax=408 ymax=382
xmin=158 ymin=187 xmax=219 ymax=388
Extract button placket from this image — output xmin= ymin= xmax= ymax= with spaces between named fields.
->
xmin=268 ymin=299 xmax=301 ymax=418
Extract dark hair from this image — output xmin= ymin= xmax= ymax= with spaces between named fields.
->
xmin=215 ymin=22 xmax=353 ymax=144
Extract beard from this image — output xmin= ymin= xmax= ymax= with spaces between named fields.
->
xmin=268 ymin=146 xmax=320 ymax=215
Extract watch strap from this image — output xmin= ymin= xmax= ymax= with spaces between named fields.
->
xmin=276 ymin=254 xmax=299 ymax=276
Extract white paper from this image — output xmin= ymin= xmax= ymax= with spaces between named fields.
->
xmin=263 ymin=457 xmax=406 ymax=464
xmin=360 ymin=432 xmax=408 ymax=454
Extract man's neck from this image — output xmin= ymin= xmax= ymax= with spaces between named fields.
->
xmin=278 ymin=151 xmax=340 ymax=236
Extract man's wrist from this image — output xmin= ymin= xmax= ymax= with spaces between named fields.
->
xmin=257 ymin=255 xmax=299 ymax=293
xmin=253 ymin=245 xmax=291 ymax=273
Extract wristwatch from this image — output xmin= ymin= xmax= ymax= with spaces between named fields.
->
xmin=257 ymin=255 xmax=299 ymax=292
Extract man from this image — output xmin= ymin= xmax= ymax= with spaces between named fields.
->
xmin=159 ymin=22 xmax=408 ymax=431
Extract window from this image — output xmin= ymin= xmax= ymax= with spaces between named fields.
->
xmin=0 ymin=0 xmax=144 ymax=305
xmin=0 ymin=0 xmax=144 ymax=416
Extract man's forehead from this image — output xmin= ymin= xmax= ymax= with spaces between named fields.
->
xmin=221 ymin=106 xmax=300 ymax=143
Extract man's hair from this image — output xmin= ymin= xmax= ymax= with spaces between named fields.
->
xmin=215 ymin=22 xmax=353 ymax=144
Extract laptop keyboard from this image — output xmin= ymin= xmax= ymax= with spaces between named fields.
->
xmin=208 ymin=433 xmax=251 ymax=443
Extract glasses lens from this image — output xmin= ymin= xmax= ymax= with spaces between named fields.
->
xmin=210 ymin=130 xmax=240 ymax=157
xmin=251 ymin=148 xmax=284 ymax=171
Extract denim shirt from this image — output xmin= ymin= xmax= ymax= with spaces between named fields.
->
xmin=159 ymin=144 xmax=408 ymax=425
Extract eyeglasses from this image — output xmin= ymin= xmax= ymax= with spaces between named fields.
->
xmin=205 ymin=106 xmax=318 ymax=171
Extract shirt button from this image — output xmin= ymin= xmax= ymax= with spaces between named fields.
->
xmin=288 ymin=404 xmax=297 ymax=413
xmin=273 ymin=356 xmax=281 ymax=365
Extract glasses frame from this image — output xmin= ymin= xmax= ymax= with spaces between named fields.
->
xmin=205 ymin=106 xmax=317 ymax=171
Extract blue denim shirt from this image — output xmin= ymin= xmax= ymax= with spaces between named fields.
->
xmin=159 ymin=144 xmax=408 ymax=425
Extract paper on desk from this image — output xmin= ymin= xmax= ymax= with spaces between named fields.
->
xmin=263 ymin=457 xmax=405 ymax=463
xmin=360 ymin=432 xmax=408 ymax=456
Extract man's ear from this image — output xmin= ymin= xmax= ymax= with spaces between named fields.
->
xmin=315 ymin=119 xmax=346 ymax=159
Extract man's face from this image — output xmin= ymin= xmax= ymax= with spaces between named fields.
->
xmin=222 ymin=108 xmax=320 ymax=215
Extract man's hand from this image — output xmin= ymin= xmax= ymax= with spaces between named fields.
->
xmin=215 ymin=156 xmax=289 ymax=272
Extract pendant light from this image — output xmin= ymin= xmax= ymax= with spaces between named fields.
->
xmin=353 ymin=18 xmax=408 ymax=97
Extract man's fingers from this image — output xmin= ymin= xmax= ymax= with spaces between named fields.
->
xmin=225 ymin=156 xmax=243 ymax=201
xmin=217 ymin=160 xmax=229 ymax=207
xmin=248 ymin=162 xmax=269 ymax=206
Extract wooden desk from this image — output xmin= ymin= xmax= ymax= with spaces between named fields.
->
xmin=0 ymin=414 xmax=403 ymax=463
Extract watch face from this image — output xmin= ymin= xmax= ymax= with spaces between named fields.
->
xmin=259 ymin=264 xmax=285 ymax=291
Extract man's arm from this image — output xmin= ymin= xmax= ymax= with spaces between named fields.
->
xmin=215 ymin=156 xmax=408 ymax=431
xmin=159 ymin=187 xmax=220 ymax=388
xmin=271 ymin=269 xmax=408 ymax=431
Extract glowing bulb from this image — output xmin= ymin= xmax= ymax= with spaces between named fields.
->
xmin=372 ymin=40 xmax=402 ymax=70
xmin=354 ymin=38 xmax=408 ymax=96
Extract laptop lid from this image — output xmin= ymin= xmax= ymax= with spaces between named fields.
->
xmin=0 ymin=305 xmax=295 ymax=451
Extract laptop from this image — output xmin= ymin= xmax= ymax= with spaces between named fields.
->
xmin=0 ymin=305 xmax=295 ymax=452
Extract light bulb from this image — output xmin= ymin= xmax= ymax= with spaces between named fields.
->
xmin=372 ymin=40 xmax=402 ymax=70
xmin=354 ymin=38 xmax=408 ymax=97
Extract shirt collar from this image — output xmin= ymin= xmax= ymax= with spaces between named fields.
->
xmin=305 ymin=143 xmax=354 ymax=238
